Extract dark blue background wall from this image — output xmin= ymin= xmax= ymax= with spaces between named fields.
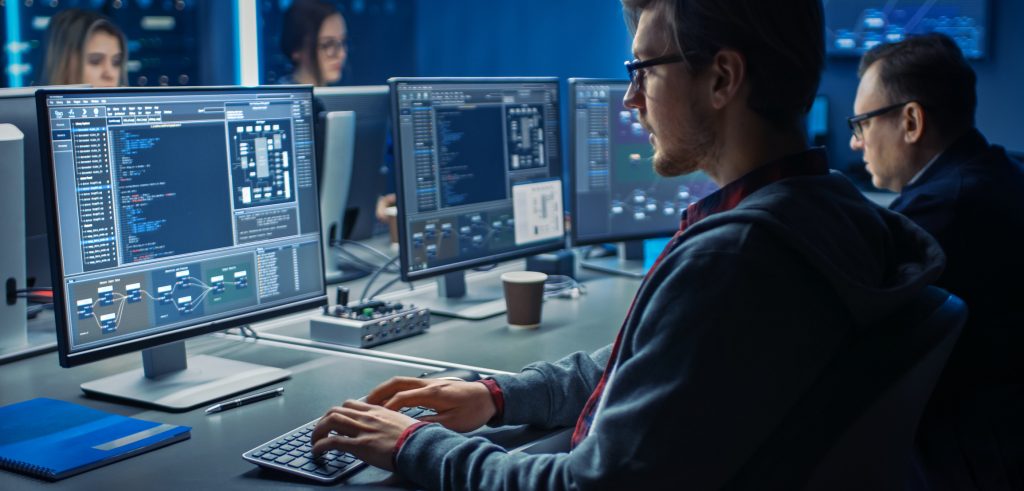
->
xmin=413 ymin=0 xmax=1023 ymax=173
xmin=414 ymin=0 xmax=632 ymax=80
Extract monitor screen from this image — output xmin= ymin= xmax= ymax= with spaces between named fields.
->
xmin=39 ymin=86 xmax=326 ymax=366
xmin=570 ymin=80 xmax=717 ymax=247
xmin=825 ymin=0 xmax=988 ymax=59
xmin=390 ymin=78 xmax=565 ymax=281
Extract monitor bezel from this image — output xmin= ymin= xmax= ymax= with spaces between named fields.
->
xmin=567 ymin=77 xmax=681 ymax=247
xmin=36 ymin=85 xmax=328 ymax=368
xmin=387 ymin=77 xmax=566 ymax=282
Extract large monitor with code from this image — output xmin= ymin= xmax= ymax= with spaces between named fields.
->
xmin=570 ymin=79 xmax=717 ymax=277
xmin=389 ymin=78 xmax=565 ymax=319
xmin=37 ymin=86 xmax=327 ymax=410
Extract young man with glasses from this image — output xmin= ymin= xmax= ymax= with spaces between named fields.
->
xmin=308 ymin=1 xmax=947 ymax=488
xmin=850 ymin=34 xmax=1024 ymax=490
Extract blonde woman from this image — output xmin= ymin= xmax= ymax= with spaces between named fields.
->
xmin=43 ymin=9 xmax=127 ymax=87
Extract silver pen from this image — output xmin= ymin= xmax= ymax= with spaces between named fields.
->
xmin=205 ymin=387 xmax=284 ymax=414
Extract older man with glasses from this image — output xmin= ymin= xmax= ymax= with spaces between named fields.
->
xmin=850 ymin=33 xmax=1024 ymax=490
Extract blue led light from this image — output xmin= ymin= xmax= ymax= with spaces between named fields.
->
xmin=5 ymin=0 xmax=24 ymax=87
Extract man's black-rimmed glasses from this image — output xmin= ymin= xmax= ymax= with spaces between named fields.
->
xmin=624 ymin=54 xmax=685 ymax=92
xmin=847 ymin=101 xmax=914 ymax=141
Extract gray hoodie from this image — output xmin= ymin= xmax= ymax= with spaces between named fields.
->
xmin=396 ymin=169 xmax=945 ymax=490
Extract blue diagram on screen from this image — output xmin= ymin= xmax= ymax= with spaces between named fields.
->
xmin=824 ymin=1 xmax=988 ymax=58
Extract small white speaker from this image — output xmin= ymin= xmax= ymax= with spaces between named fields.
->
xmin=0 ymin=123 xmax=27 ymax=352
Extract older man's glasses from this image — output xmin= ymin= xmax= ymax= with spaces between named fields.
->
xmin=624 ymin=54 xmax=685 ymax=92
xmin=847 ymin=101 xmax=913 ymax=141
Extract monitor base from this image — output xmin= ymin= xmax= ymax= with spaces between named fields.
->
xmin=81 ymin=353 xmax=290 ymax=412
xmin=580 ymin=257 xmax=647 ymax=279
xmin=382 ymin=271 xmax=507 ymax=320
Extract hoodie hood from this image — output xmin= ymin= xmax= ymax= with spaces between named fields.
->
xmin=683 ymin=170 xmax=945 ymax=326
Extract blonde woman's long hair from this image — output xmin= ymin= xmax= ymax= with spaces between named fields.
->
xmin=43 ymin=9 xmax=128 ymax=86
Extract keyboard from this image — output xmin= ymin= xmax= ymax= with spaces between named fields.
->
xmin=243 ymin=406 xmax=436 ymax=482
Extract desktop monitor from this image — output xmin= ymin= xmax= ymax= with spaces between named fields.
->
xmin=0 ymin=87 xmax=62 ymax=289
xmin=37 ymin=86 xmax=327 ymax=410
xmin=825 ymin=0 xmax=988 ymax=59
xmin=808 ymin=95 xmax=829 ymax=147
xmin=318 ymin=111 xmax=361 ymax=284
xmin=569 ymin=79 xmax=717 ymax=277
xmin=313 ymin=86 xmax=391 ymax=242
xmin=389 ymin=77 xmax=566 ymax=319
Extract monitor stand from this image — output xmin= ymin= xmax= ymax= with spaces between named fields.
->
xmin=580 ymin=240 xmax=647 ymax=278
xmin=390 ymin=270 xmax=506 ymax=320
xmin=324 ymin=249 xmax=371 ymax=284
xmin=80 ymin=341 xmax=290 ymax=412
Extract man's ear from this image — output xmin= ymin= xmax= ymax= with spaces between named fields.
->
xmin=902 ymin=102 xmax=926 ymax=144
xmin=708 ymin=49 xmax=746 ymax=110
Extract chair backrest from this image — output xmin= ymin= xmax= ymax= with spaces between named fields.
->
xmin=726 ymin=286 xmax=967 ymax=490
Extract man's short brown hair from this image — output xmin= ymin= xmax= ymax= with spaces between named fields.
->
xmin=622 ymin=0 xmax=825 ymax=129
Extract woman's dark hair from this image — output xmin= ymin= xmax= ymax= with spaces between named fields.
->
xmin=281 ymin=0 xmax=341 ymax=85
xmin=43 ymin=8 xmax=128 ymax=86
xmin=859 ymin=33 xmax=977 ymax=139
xmin=622 ymin=0 xmax=825 ymax=129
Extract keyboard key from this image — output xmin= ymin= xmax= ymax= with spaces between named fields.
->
xmin=288 ymin=449 xmax=304 ymax=457
xmin=260 ymin=453 xmax=277 ymax=461
xmin=301 ymin=462 xmax=319 ymax=472
xmin=288 ymin=457 xmax=310 ymax=468
xmin=271 ymin=449 xmax=286 ymax=456
xmin=274 ymin=455 xmax=295 ymax=465
xmin=313 ymin=467 xmax=335 ymax=476
xmin=339 ymin=454 xmax=356 ymax=464
xmin=280 ymin=444 xmax=295 ymax=451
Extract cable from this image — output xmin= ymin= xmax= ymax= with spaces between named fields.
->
xmin=331 ymin=243 xmax=400 ymax=274
xmin=336 ymin=239 xmax=394 ymax=264
xmin=367 ymin=276 xmax=404 ymax=301
xmin=360 ymin=255 xmax=400 ymax=302
xmin=330 ymin=247 xmax=380 ymax=273
xmin=543 ymin=275 xmax=586 ymax=299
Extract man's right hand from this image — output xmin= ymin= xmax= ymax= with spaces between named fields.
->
xmin=365 ymin=376 xmax=497 ymax=433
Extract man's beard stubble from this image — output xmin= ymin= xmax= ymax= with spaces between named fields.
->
xmin=648 ymin=98 xmax=717 ymax=178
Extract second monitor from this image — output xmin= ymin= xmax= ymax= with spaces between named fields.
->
xmin=570 ymin=79 xmax=718 ymax=277
xmin=389 ymin=78 xmax=565 ymax=319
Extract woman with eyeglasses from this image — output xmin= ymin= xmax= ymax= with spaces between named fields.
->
xmin=279 ymin=0 xmax=348 ymax=86
xmin=43 ymin=9 xmax=128 ymax=88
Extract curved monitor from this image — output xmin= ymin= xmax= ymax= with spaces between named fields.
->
xmin=37 ymin=86 xmax=327 ymax=373
xmin=569 ymin=79 xmax=717 ymax=248
xmin=389 ymin=78 xmax=566 ymax=283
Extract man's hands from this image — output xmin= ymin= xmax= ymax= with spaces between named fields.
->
xmin=366 ymin=377 xmax=497 ymax=433
xmin=310 ymin=377 xmax=498 ymax=471
xmin=311 ymin=399 xmax=416 ymax=471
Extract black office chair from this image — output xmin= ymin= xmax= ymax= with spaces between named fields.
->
xmin=726 ymin=286 xmax=967 ymax=490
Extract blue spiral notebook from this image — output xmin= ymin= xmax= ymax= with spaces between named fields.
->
xmin=0 ymin=398 xmax=191 ymax=481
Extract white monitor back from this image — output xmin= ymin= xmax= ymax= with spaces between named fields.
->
xmin=0 ymin=124 xmax=27 ymax=351
xmin=319 ymin=111 xmax=356 ymax=276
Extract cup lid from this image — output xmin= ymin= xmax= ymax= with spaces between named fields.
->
xmin=501 ymin=271 xmax=548 ymax=284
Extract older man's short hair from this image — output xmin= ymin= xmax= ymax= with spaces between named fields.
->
xmin=859 ymin=33 xmax=977 ymax=139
